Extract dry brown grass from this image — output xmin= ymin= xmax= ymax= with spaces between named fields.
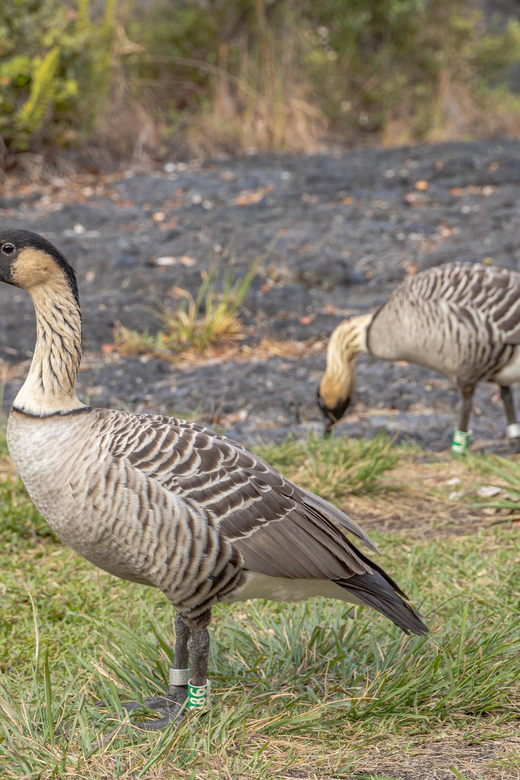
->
xmin=257 ymin=436 xmax=520 ymax=541
xmin=344 ymin=454 xmax=498 ymax=538
xmin=338 ymin=725 xmax=520 ymax=780
xmin=90 ymin=723 xmax=520 ymax=780
xmin=186 ymin=8 xmax=327 ymax=156
xmin=383 ymin=71 xmax=520 ymax=147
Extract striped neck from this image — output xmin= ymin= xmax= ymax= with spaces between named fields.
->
xmin=14 ymin=278 xmax=84 ymax=416
xmin=326 ymin=314 xmax=372 ymax=371
xmin=319 ymin=314 xmax=372 ymax=411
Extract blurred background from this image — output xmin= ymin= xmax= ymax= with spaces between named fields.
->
xmin=3 ymin=0 xmax=520 ymax=452
xmin=3 ymin=0 xmax=520 ymax=171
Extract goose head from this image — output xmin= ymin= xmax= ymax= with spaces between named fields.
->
xmin=317 ymin=365 xmax=355 ymax=435
xmin=0 ymin=229 xmax=79 ymax=304
xmin=317 ymin=314 xmax=372 ymax=435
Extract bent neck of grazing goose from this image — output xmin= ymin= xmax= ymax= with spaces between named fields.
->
xmin=14 ymin=273 xmax=84 ymax=416
xmin=318 ymin=313 xmax=373 ymax=417
xmin=325 ymin=313 xmax=372 ymax=380
xmin=330 ymin=314 xmax=373 ymax=361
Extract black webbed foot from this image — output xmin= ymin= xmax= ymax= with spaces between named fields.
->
xmin=119 ymin=692 xmax=184 ymax=730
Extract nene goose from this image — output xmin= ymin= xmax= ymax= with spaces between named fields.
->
xmin=318 ymin=262 xmax=520 ymax=454
xmin=0 ymin=229 xmax=427 ymax=729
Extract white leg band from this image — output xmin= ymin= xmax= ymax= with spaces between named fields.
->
xmin=506 ymin=423 xmax=520 ymax=439
xmin=169 ymin=668 xmax=190 ymax=686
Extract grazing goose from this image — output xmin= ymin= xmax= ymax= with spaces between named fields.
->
xmin=318 ymin=262 xmax=520 ymax=454
xmin=0 ymin=229 xmax=427 ymax=729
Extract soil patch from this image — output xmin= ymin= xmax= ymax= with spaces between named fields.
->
xmin=2 ymin=139 xmax=520 ymax=451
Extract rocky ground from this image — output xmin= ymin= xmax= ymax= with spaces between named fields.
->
xmin=2 ymin=138 xmax=520 ymax=452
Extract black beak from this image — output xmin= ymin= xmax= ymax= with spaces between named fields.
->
xmin=317 ymin=391 xmax=352 ymax=437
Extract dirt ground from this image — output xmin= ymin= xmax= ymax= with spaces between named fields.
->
xmin=2 ymin=139 xmax=520 ymax=453
xmin=344 ymin=727 xmax=520 ymax=780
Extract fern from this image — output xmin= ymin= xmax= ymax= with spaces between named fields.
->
xmin=15 ymin=46 xmax=60 ymax=133
xmin=0 ymin=0 xmax=118 ymax=153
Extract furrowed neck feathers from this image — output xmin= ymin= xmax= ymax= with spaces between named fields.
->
xmin=14 ymin=276 xmax=84 ymax=416
xmin=319 ymin=314 xmax=373 ymax=411
xmin=326 ymin=314 xmax=372 ymax=375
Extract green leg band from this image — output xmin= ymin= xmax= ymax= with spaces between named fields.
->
xmin=452 ymin=429 xmax=471 ymax=455
xmin=187 ymin=680 xmax=211 ymax=710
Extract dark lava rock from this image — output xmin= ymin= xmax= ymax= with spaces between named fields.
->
xmin=2 ymin=138 xmax=520 ymax=452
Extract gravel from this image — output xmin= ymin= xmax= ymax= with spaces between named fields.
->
xmin=2 ymin=138 xmax=520 ymax=452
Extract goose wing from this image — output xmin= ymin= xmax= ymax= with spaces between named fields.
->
xmin=400 ymin=263 xmax=520 ymax=344
xmin=104 ymin=410 xmax=427 ymax=634
xmin=108 ymin=410 xmax=379 ymax=582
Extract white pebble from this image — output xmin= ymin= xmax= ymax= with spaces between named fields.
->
xmin=476 ymin=485 xmax=502 ymax=498
xmin=155 ymin=256 xmax=177 ymax=266
xmin=449 ymin=491 xmax=463 ymax=501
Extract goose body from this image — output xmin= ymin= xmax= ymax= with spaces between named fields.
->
xmin=8 ymin=407 xmax=398 ymax=621
xmin=0 ymin=229 xmax=427 ymax=726
xmin=318 ymin=263 xmax=520 ymax=452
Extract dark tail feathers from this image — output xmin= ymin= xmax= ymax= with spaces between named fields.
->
xmin=337 ymin=569 xmax=428 ymax=636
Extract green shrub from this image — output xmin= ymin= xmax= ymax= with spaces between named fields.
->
xmin=0 ymin=0 xmax=116 ymax=154
xmin=124 ymin=0 xmax=520 ymax=150
xmin=2 ymin=0 xmax=520 ymax=159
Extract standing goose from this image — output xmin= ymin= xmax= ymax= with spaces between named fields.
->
xmin=318 ymin=262 xmax=520 ymax=454
xmin=0 ymin=229 xmax=427 ymax=728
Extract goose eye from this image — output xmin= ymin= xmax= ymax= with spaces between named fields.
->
xmin=2 ymin=243 xmax=15 ymax=255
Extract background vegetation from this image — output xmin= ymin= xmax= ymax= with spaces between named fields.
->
xmin=2 ymin=0 xmax=520 ymax=166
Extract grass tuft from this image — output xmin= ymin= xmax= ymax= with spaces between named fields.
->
xmin=254 ymin=432 xmax=399 ymax=501
xmin=115 ymin=258 xmax=258 ymax=361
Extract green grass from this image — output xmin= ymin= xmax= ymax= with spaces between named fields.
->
xmin=0 ymin=434 xmax=519 ymax=778
xmin=253 ymin=432 xmax=399 ymax=502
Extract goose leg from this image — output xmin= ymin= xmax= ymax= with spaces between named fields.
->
xmin=119 ymin=614 xmax=190 ymax=729
xmin=186 ymin=625 xmax=211 ymax=709
xmin=500 ymin=385 xmax=520 ymax=452
xmin=187 ymin=626 xmax=210 ymax=686
xmin=452 ymin=386 xmax=474 ymax=454
xmin=167 ymin=614 xmax=190 ymax=705
xmin=457 ymin=388 xmax=474 ymax=432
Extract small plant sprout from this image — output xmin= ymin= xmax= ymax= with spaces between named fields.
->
xmin=115 ymin=256 xmax=259 ymax=360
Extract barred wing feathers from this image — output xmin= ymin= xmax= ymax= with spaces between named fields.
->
xmin=398 ymin=263 xmax=520 ymax=344
xmin=104 ymin=410 xmax=426 ymax=634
